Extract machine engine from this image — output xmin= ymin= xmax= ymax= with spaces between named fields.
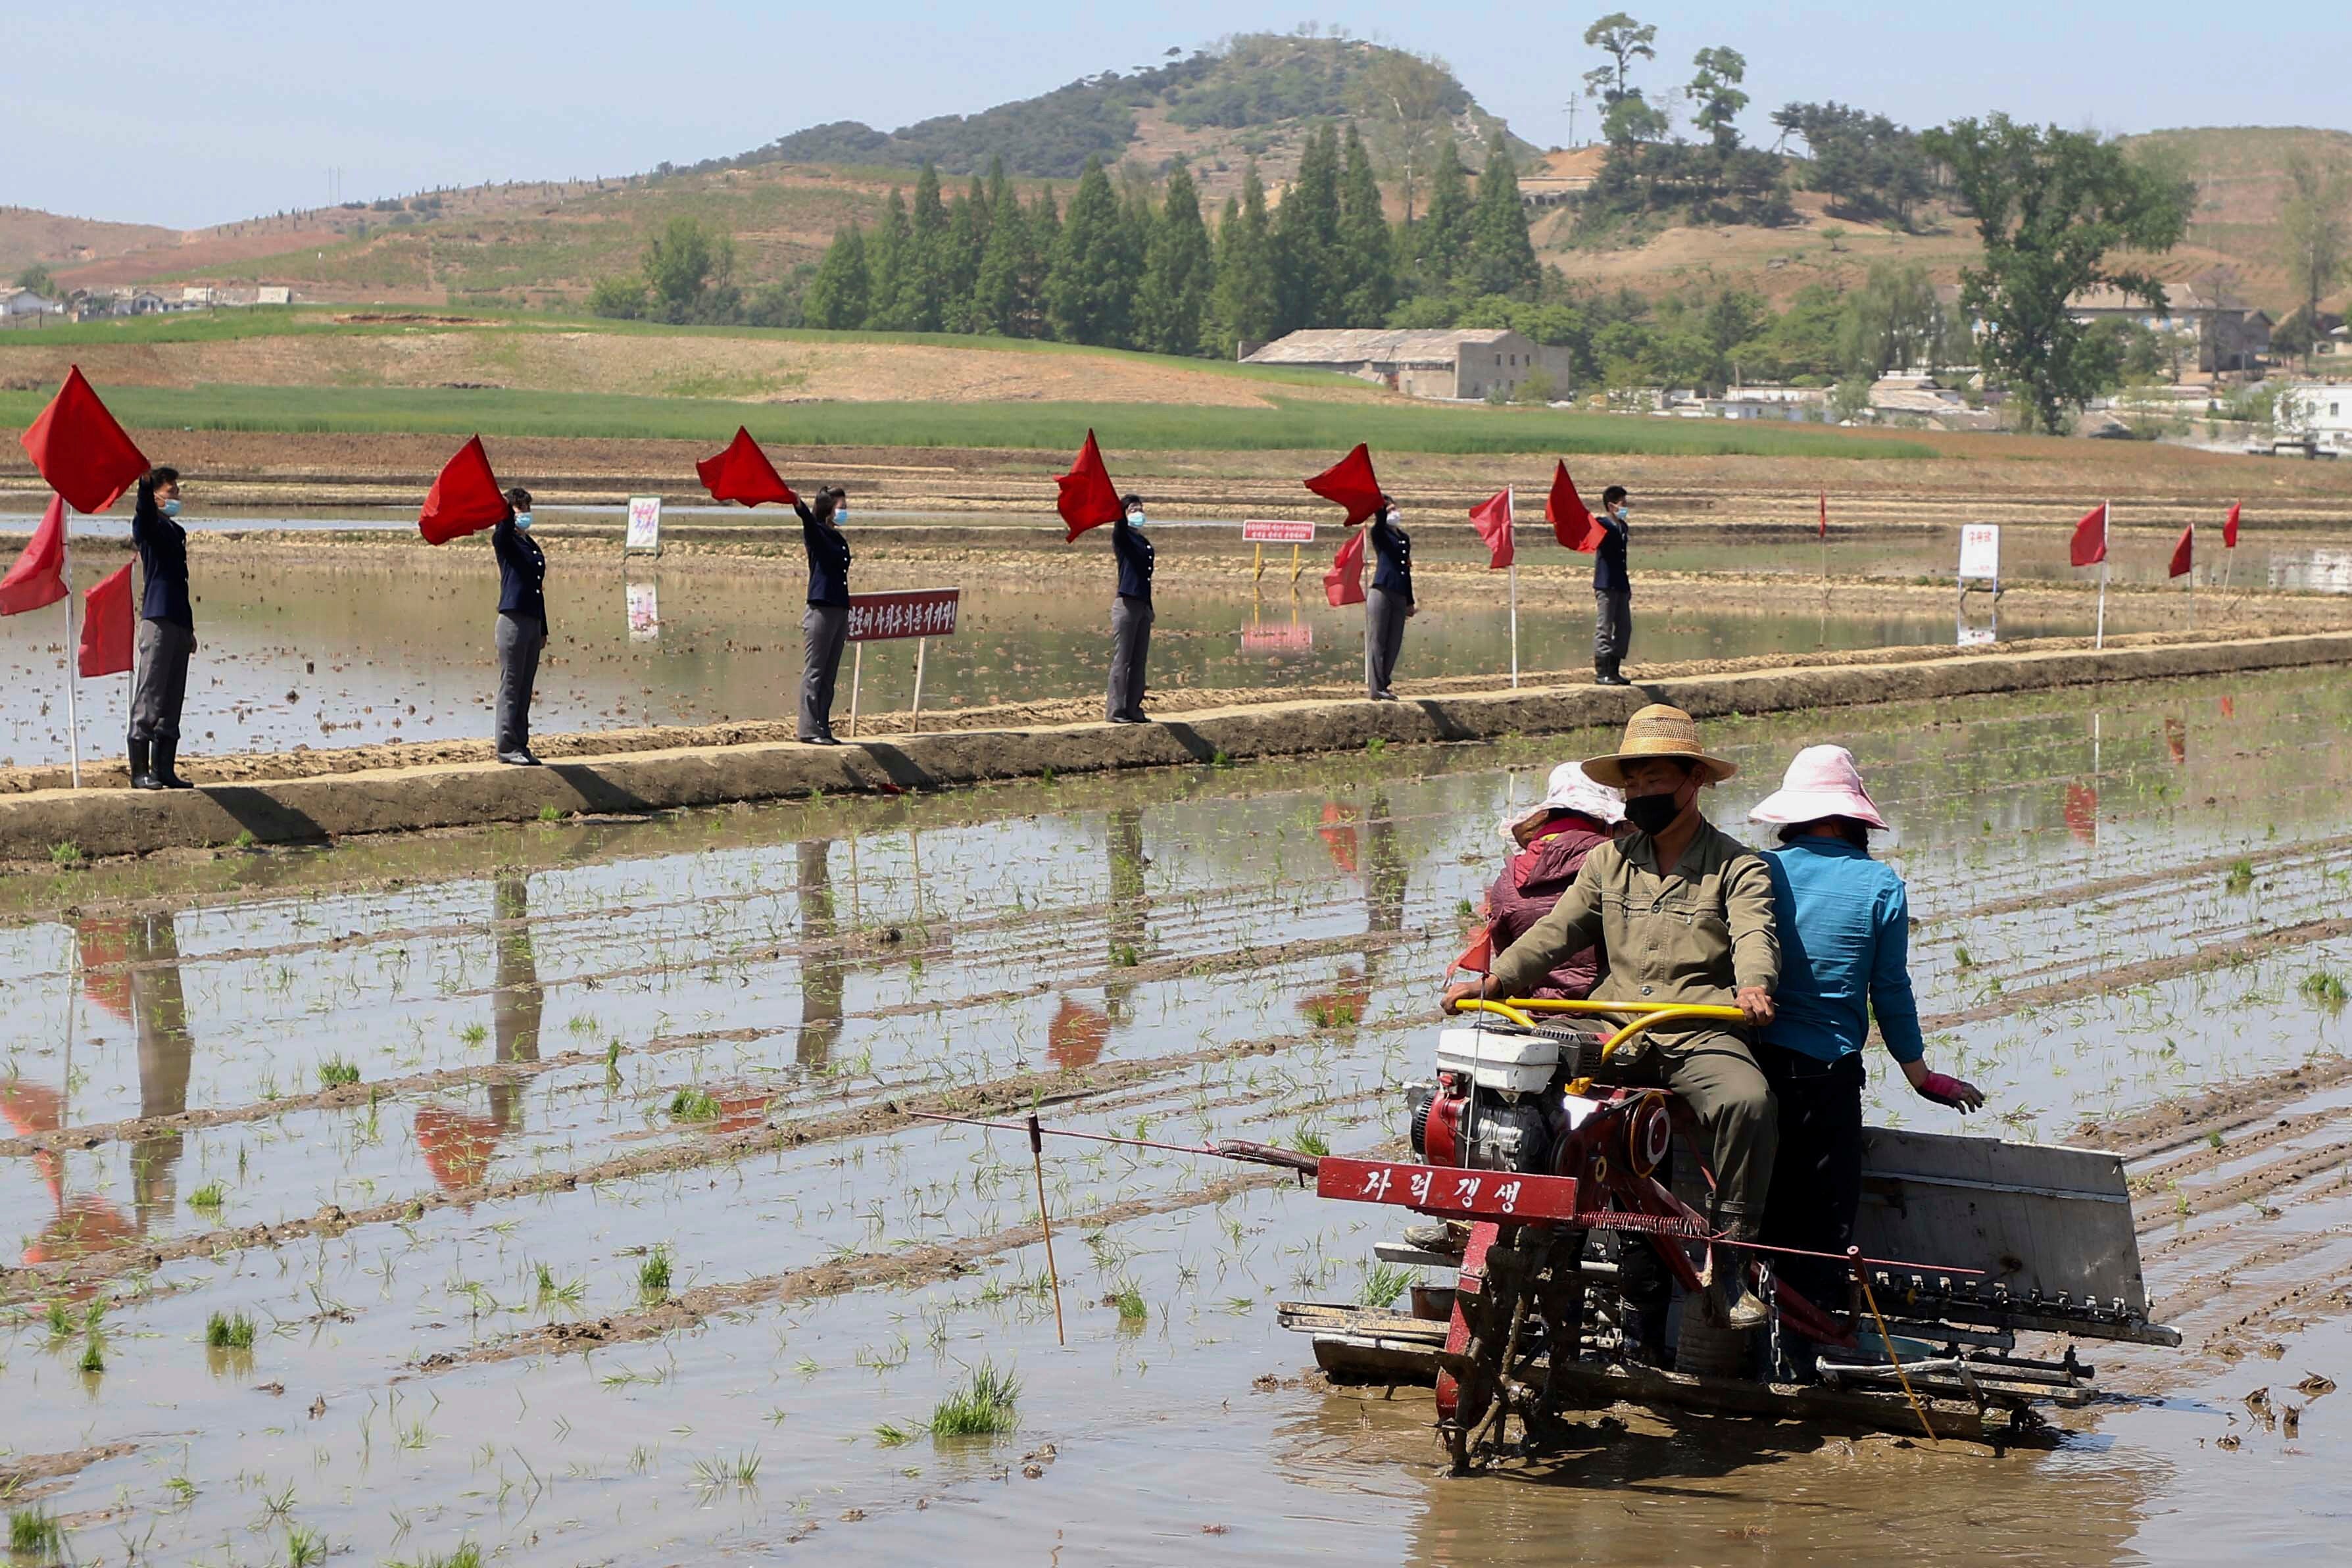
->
xmin=1406 ymin=1025 xmax=1671 ymax=1183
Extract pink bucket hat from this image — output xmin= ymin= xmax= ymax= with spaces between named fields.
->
xmin=1748 ymin=745 xmax=1890 ymax=831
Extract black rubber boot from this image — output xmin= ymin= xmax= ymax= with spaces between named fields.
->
xmin=153 ymin=739 xmax=193 ymax=789
xmin=1711 ymin=1225 xmax=1769 ymax=1331
xmin=129 ymin=737 xmax=160 ymax=791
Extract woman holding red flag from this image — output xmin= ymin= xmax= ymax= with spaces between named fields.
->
xmin=491 ymin=487 xmax=547 ymax=766
xmin=793 ymin=485 xmax=851 ymax=744
xmin=1364 ymin=497 xmax=1413 ymax=700
xmin=128 ymin=465 xmax=195 ymax=790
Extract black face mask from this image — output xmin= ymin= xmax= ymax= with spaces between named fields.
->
xmin=1623 ymin=791 xmax=1683 ymax=836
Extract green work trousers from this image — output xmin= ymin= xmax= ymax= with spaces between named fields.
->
xmin=1633 ymin=1028 xmax=1777 ymax=1231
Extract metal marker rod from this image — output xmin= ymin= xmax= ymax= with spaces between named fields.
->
xmin=61 ymin=510 xmax=80 ymax=789
xmin=848 ymin=643 xmax=863 ymax=739
xmin=1029 ymin=1114 xmax=1066 ymax=1347
xmin=1854 ymin=1246 xmax=1940 ymax=1446
xmin=910 ymin=637 xmax=927 ymax=722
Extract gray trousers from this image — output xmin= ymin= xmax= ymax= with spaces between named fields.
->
xmin=1107 ymin=596 xmax=1152 ymax=719
xmin=1364 ymin=587 xmax=1408 ymax=697
xmin=131 ymin=618 xmax=195 ymax=743
xmin=1594 ymin=590 xmax=1632 ymax=674
xmin=495 ymin=612 xmax=545 ymax=755
xmin=800 ymin=603 xmax=848 ymax=739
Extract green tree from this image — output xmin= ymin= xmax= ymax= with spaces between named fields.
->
xmin=1210 ymin=166 xmax=1279 ymax=355
xmin=641 ymin=216 xmax=735 ymax=324
xmin=2280 ymin=152 xmax=2352 ymax=368
xmin=1412 ymin=141 xmax=1474 ymax=289
xmin=585 ymin=274 xmax=647 ymax=320
xmin=14 ymin=264 xmax=56 ymax=297
xmin=1139 ymin=159 xmax=1213 ymax=356
xmin=1684 ymin=47 xmax=1748 ymax=151
xmin=892 ymin=162 xmax=950 ymax=331
xmin=1336 ymin=125 xmax=1398 ymax=324
xmin=1836 ymin=260 xmax=1940 ymax=376
xmin=1581 ymin=12 xmax=1657 ymax=105
xmin=943 ymin=176 xmax=990 ymax=331
xmin=1465 ymin=135 xmax=1540 ymax=299
xmin=1275 ymin=122 xmax=1346 ymax=331
xmin=972 ymin=181 xmax=1034 ymax=336
xmin=864 ymin=189 xmax=911 ymax=330
xmin=1045 ymin=157 xmax=1138 ymax=347
xmin=1920 ymin=115 xmax=2193 ymax=433
xmin=1350 ymin=47 xmax=1458 ymax=226
xmin=801 ymin=225 xmax=871 ymax=330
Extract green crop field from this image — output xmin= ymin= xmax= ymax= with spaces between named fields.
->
xmin=0 ymin=380 xmax=1936 ymax=458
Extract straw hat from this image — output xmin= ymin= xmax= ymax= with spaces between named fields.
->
xmin=1748 ymin=744 xmax=1889 ymax=831
xmin=1580 ymin=704 xmax=1737 ymax=788
xmin=1499 ymin=762 xmax=1626 ymax=844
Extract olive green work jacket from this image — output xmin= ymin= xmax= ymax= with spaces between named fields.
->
xmin=1485 ymin=818 xmax=1779 ymax=1023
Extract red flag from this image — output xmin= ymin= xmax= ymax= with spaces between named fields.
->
xmin=2168 ymin=522 xmax=2193 ymax=579
xmin=1304 ymin=443 xmax=1384 ymax=526
xmin=1056 ymin=429 xmax=1123 ymax=541
xmin=1324 ymin=527 xmax=1367 ymax=607
xmin=1545 ymin=460 xmax=1603 ymax=551
xmin=695 ymin=426 xmax=797 ymax=508
xmin=18 ymin=366 xmax=149 ymax=516
xmin=1469 ymin=486 xmax=1515 ymax=570
xmin=79 ymin=562 xmax=133 ymax=677
xmin=2223 ymin=500 xmax=2241 ymax=550
xmin=418 ymin=435 xmax=510 ymax=545
xmin=0 ymin=495 xmax=68 ymax=616
xmin=1819 ymin=490 xmax=1828 ymax=541
xmin=2069 ymin=502 xmax=2108 ymax=568
xmin=1452 ymin=926 xmax=1493 ymax=975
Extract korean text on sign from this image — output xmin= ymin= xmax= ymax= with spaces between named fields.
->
xmin=845 ymin=589 xmax=961 ymax=643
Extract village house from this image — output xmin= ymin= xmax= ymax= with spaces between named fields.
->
xmin=1240 ymin=327 xmax=1575 ymax=403
xmin=2278 ymin=381 xmax=2352 ymax=456
xmin=0 ymin=287 xmax=61 ymax=319
xmin=2066 ymin=284 xmax=2272 ymax=374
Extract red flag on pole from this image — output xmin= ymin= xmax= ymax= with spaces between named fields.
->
xmin=695 ymin=426 xmax=797 ymax=507
xmin=18 ymin=366 xmax=149 ymax=515
xmin=1452 ymin=926 xmax=1493 ymax=975
xmin=1055 ymin=429 xmax=1123 ymax=542
xmin=79 ymin=562 xmax=134 ymax=677
xmin=2168 ymin=522 xmax=2193 ymax=579
xmin=1304 ymin=443 xmax=1384 ymax=526
xmin=1324 ymin=527 xmax=1367 ymax=607
xmin=1469 ymin=487 xmax=1515 ymax=570
xmin=418 ymin=435 xmax=510 ymax=545
xmin=0 ymin=495 xmax=68 ymax=616
xmin=1819 ymin=490 xmax=1828 ymax=541
xmin=2223 ymin=500 xmax=2241 ymax=549
xmin=1545 ymin=460 xmax=1603 ymax=551
xmin=2069 ymin=501 xmax=2108 ymax=567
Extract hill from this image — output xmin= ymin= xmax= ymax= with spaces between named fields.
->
xmin=0 ymin=207 xmax=175 ymax=281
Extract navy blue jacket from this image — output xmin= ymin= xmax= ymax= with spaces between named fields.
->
xmin=493 ymin=515 xmax=547 ymax=627
xmin=1112 ymin=518 xmax=1154 ymax=601
xmin=795 ymin=501 xmax=851 ymax=607
xmin=1593 ymin=510 xmax=1629 ymax=596
xmin=1369 ymin=515 xmax=1412 ymax=602
xmin=132 ymin=499 xmax=193 ymax=626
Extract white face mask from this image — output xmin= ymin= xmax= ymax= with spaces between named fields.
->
xmin=1126 ymin=509 xmax=1146 ymax=527
xmin=513 ymin=512 xmax=533 ymax=531
xmin=834 ymin=508 xmax=848 ymax=524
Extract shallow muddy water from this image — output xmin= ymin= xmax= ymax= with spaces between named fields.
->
xmin=9 ymin=667 xmax=2352 ymax=1562
xmin=0 ymin=539 xmax=2220 ymax=768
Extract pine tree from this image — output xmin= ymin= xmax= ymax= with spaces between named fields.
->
xmin=802 ymin=225 xmax=871 ymax=330
xmin=895 ymin=162 xmax=949 ymax=331
xmin=972 ymin=179 xmax=1032 ymax=337
xmin=943 ymin=176 xmax=988 ymax=331
xmin=1337 ymin=125 xmax=1398 ymax=325
xmin=1025 ymin=186 xmax=1060 ymax=338
xmin=1210 ymin=163 xmax=1279 ymax=355
xmin=1138 ymin=159 xmax=1213 ymax=356
xmin=983 ymin=155 xmax=1010 ymax=222
xmin=1414 ymin=141 xmax=1473 ymax=291
xmin=1465 ymin=134 xmax=1540 ymax=299
xmin=1275 ymin=123 xmax=1346 ymax=332
xmin=1045 ymin=157 xmax=1138 ymax=347
xmin=865 ymin=189 xmax=911 ymax=330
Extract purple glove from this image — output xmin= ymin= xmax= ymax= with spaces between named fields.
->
xmin=1918 ymin=1071 xmax=1984 ymax=1112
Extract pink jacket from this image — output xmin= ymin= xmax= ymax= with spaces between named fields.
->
xmin=1484 ymin=815 xmax=1610 ymax=1000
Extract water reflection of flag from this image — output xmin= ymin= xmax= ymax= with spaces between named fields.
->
xmin=1299 ymin=966 xmax=1372 ymax=1029
xmin=414 ymin=1104 xmax=506 ymax=1193
xmin=2063 ymin=783 xmax=2099 ymax=843
xmin=1048 ymin=996 xmax=1110 ymax=1072
xmin=1317 ymin=802 xmax=1360 ymax=873
xmin=77 ymin=918 xmax=134 ymax=1022
xmin=2165 ymin=716 xmax=2186 ymax=766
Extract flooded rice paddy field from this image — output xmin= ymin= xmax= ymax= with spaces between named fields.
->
xmin=9 ymin=668 xmax=2352 ymax=1562
xmin=0 ymin=539 xmax=2245 ymax=768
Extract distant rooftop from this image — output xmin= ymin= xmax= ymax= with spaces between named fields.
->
xmin=1243 ymin=328 xmax=1518 ymax=366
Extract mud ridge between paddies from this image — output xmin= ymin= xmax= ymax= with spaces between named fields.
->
xmin=5 ymin=629 xmax=2352 ymax=862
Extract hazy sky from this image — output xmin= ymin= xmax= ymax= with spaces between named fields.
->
xmin=11 ymin=1 xmax=2343 ymax=230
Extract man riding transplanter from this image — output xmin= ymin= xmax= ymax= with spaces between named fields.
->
xmin=1445 ymin=704 xmax=1779 ymax=1331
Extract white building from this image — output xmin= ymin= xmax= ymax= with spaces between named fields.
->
xmin=1241 ymin=328 xmax=1575 ymax=403
xmin=2278 ymin=382 xmax=2352 ymax=455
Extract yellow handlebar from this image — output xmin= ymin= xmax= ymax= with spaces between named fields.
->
xmin=1452 ymin=995 xmax=1748 ymax=1075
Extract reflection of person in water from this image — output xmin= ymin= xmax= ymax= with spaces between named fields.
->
xmin=1363 ymin=788 xmax=1408 ymax=938
xmin=128 ymin=911 xmax=193 ymax=1231
xmin=1105 ymin=807 xmax=1149 ymax=1024
xmin=795 ymin=838 xmax=845 ymax=1072
xmin=415 ymin=874 xmax=541 ymax=1194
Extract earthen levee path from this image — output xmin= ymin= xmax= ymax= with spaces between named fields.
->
xmin=4 ymin=629 xmax=2345 ymax=863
